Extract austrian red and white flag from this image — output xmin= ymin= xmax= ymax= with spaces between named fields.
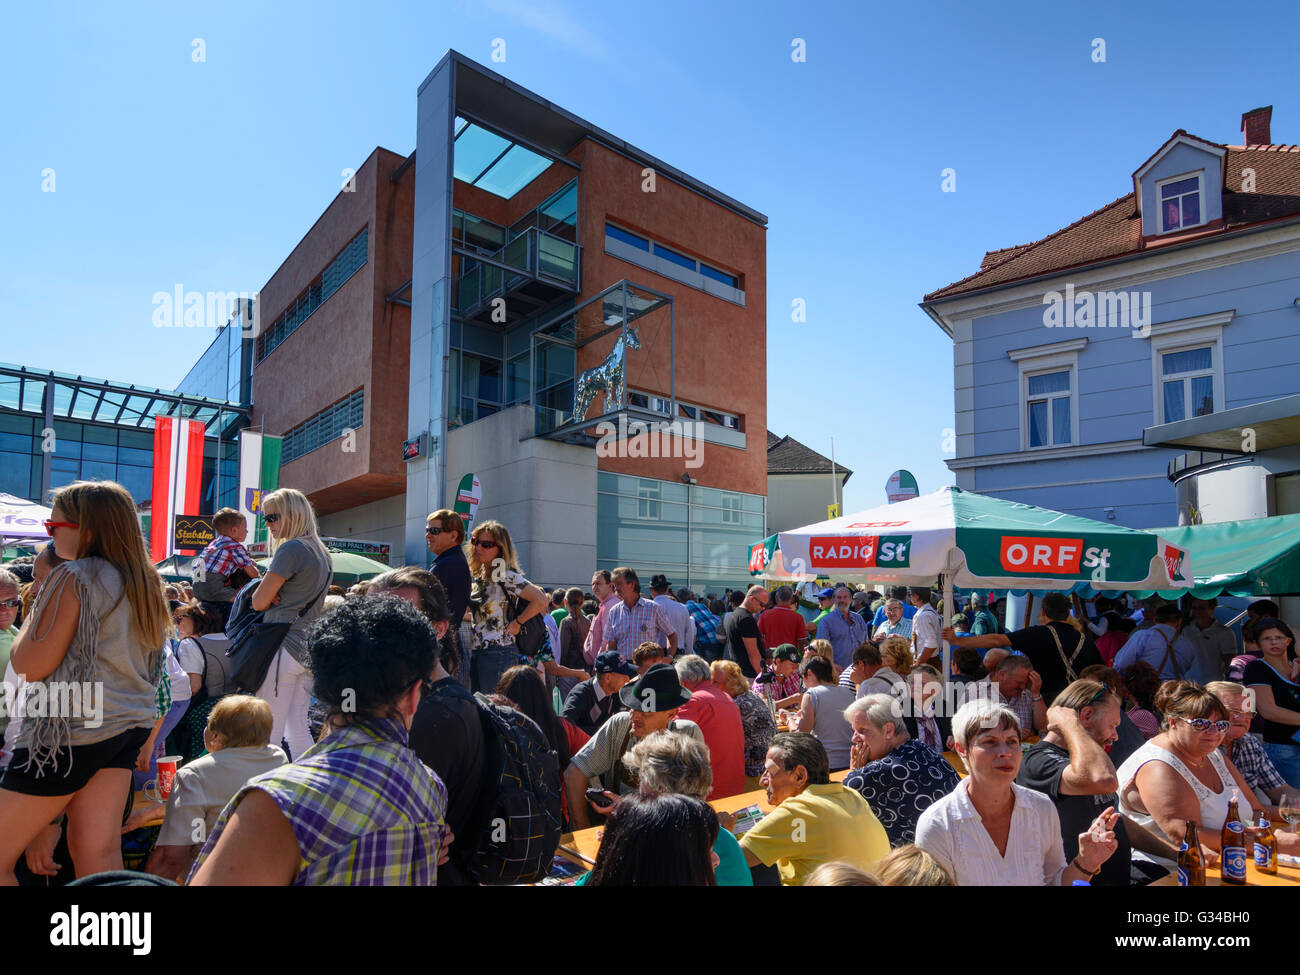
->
xmin=151 ymin=416 xmax=205 ymax=561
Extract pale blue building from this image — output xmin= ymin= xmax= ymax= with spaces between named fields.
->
xmin=922 ymin=107 xmax=1300 ymax=529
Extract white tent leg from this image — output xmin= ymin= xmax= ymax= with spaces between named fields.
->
xmin=942 ymin=571 xmax=954 ymax=681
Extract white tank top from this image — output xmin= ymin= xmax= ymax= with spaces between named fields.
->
xmin=1116 ymin=740 xmax=1253 ymax=864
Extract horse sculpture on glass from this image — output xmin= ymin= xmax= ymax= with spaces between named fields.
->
xmin=572 ymin=325 xmax=641 ymax=422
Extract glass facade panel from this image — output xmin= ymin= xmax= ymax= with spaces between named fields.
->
xmin=1162 ymin=347 xmax=1212 ymax=375
xmin=1163 ymin=380 xmax=1185 ymax=423
xmin=0 ymin=452 xmax=31 ymax=498
xmin=596 ymin=473 xmax=763 ymax=591
xmin=1027 ymin=371 xmax=1070 ymax=396
xmin=1028 ymin=400 xmax=1049 ymax=448
xmin=1052 ymin=397 xmax=1071 ymax=445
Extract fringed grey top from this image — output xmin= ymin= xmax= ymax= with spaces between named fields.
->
xmin=16 ymin=558 xmax=159 ymax=777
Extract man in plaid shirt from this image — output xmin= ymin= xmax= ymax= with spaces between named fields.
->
xmin=684 ymin=590 xmax=724 ymax=660
xmin=603 ymin=566 xmax=677 ymax=660
xmin=194 ymin=508 xmax=259 ymax=624
xmin=1213 ymin=681 xmax=1290 ymax=803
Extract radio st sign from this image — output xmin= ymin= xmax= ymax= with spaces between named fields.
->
xmin=809 ymin=535 xmax=911 ymax=570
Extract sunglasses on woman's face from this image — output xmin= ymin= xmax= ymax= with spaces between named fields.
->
xmin=43 ymin=520 xmax=78 ymax=535
xmin=474 ymin=539 xmax=498 ymax=549
xmin=264 ymin=513 xmax=281 ymax=524
xmin=1176 ymin=716 xmax=1230 ymax=734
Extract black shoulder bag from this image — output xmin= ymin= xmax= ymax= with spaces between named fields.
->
xmin=225 ymin=568 xmax=330 ymax=693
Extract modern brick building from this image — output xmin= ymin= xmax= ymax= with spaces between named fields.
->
xmin=233 ymin=51 xmax=768 ymax=589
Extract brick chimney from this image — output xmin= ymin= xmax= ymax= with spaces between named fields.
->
xmin=1241 ymin=106 xmax=1272 ymax=146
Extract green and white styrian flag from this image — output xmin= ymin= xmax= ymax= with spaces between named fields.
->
xmin=776 ymin=486 xmax=1193 ymax=594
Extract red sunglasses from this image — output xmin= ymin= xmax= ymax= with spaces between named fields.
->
xmin=44 ymin=520 xmax=79 ymax=535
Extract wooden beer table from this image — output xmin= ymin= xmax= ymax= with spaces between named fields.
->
xmin=557 ymin=769 xmax=849 ymax=867
xmin=126 ymin=790 xmax=167 ymax=829
xmin=1152 ymin=857 xmax=1300 ymax=887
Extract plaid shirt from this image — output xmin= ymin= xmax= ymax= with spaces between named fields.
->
xmin=686 ymin=601 xmax=720 ymax=646
xmin=603 ymin=596 xmax=674 ymax=658
xmin=200 ymin=534 xmax=254 ymax=576
xmin=1227 ymin=732 xmax=1287 ymax=795
xmin=190 ymin=716 xmax=448 ymax=886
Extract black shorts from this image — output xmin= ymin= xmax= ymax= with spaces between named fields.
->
xmin=0 ymin=727 xmax=151 ymax=798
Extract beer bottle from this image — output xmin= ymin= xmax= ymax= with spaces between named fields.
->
xmin=1220 ymin=792 xmax=1248 ymax=884
xmin=1254 ymin=814 xmax=1277 ymax=875
xmin=1177 ymin=820 xmax=1205 ymax=886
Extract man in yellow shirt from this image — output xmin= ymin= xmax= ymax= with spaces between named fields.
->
xmin=738 ymin=732 xmax=890 ymax=885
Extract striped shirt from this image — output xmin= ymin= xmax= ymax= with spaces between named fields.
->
xmin=603 ymin=596 xmax=674 ymax=658
xmin=190 ymin=716 xmax=448 ymax=886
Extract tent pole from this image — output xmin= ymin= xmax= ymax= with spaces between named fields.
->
xmin=942 ymin=570 xmax=954 ymax=683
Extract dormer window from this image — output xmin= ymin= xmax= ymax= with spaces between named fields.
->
xmin=1157 ymin=173 xmax=1203 ymax=233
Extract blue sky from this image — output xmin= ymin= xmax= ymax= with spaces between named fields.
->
xmin=4 ymin=0 xmax=1297 ymax=514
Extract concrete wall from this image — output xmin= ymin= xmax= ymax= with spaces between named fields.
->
xmin=316 ymin=495 xmax=408 ymax=564
xmin=946 ymin=233 xmax=1300 ymax=528
xmin=408 ymin=58 xmax=456 ymax=566
xmin=444 ymin=404 xmax=597 ymax=587
xmin=767 ymin=472 xmax=848 ymax=534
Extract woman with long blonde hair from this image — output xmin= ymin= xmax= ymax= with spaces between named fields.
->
xmin=465 ymin=520 xmax=549 ymax=693
xmin=248 ymin=488 xmax=332 ymax=759
xmin=0 ymin=480 xmax=170 ymax=884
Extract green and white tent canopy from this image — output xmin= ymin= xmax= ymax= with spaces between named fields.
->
xmin=1121 ymin=513 xmax=1300 ymax=601
xmin=776 ymin=487 xmax=1194 ymax=592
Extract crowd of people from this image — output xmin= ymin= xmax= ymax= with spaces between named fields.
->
xmin=1 ymin=478 xmax=1298 ymax=886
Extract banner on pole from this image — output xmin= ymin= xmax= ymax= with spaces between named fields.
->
xmin=453 ymin=473 xmax=482 ymax=531
xmin=151 ymin=416 xmax=205 ymax=561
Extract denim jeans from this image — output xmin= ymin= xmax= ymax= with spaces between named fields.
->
xmin=1264 ymin=741 xmax=1300 ymax=789
xmin=473 ymin=642 xmax=516 ymax=695
xmin=455 ymin=625 xmax=474 ymax=691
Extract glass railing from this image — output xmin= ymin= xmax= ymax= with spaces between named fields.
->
xmin=456 ymin=228 xmax=580 ymax=316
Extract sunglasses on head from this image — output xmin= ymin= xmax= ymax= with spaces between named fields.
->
xmin=1176 ymin=716 xmax=1230 ymax=734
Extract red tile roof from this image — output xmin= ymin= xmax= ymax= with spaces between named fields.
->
xmin=925 ymin=142 xmax=1300 ymax=301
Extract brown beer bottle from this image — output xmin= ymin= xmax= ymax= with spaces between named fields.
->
xmin=1177 ymin=820 xmax=1205 ymax=886
xmin=1220 ymin=793 xmax=1248 ymax=884
xmin=1254 ymin=814 xmax=1277 ymax=875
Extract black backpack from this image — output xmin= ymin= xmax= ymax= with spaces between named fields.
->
xmin=466 ymin=692 xmax=563 ymax=885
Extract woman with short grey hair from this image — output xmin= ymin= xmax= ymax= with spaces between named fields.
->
xmin=843 ymin=694 xmax=960 ymax=847
xmin=914 ymin=698 xmax=1118 ymax=885
xmin=607 ymin=731 xmax=751 ymax=887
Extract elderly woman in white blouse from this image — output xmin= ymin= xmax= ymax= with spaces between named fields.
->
xmin=915 ymin=698 xmax=1119 ymax=885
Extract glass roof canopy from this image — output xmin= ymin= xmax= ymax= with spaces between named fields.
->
xmin=453 ymin=117 xmax=554 ymax=199
xmin=0 ymin=362 xmax=249 ymax=434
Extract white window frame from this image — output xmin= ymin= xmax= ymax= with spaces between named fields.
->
xmin=1008 ymin=338 xmax=1086 ymax=452
xmin=1155 ymin=171 xmax=1206 ymax=234
xmin=1147 ymin=312 xmax=1231 ymax=424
